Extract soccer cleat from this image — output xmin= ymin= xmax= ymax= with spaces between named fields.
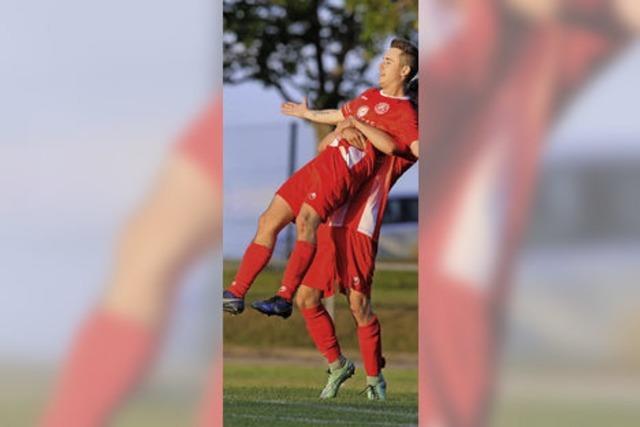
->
xmin=362 ymin=374 xmax=387 ymax=401
xmin=223 ymin=290 xmax=244 ymax=315
xmin=250 ymin=295 xmax=293 ymax=319
xmin=319 ymin=359 xmax=356 ymax=399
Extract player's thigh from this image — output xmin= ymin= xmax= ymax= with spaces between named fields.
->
xmin=121 ymin=152 xmax=218 ymax=262
xmin=258 ymin=194 xmax=295 ymax=231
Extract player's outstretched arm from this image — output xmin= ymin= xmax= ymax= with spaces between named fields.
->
xmin=281 ymin=97 xmax=345 ymax=125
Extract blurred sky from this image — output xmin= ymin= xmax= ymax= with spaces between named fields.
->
xmin=0 ymin=0 xmax=217 ymax=364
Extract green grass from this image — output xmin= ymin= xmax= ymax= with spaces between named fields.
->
xmin=3 ymin=366 xmax=640 ymax=426
xmin=223 ymin=263 xmax=419 ymax=425
xmin=224 ymin=362 xmax=418 ymax=427
xmin=494 ymin=397 xmax=640 ymax=427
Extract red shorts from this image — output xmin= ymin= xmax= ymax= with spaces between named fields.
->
xmin=302 ymin=225 xmax=377 ymax=297
xmin=276 ymin=156 xmax=351 ymax=222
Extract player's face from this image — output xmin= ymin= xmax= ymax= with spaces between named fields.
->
xmin=378 ymin=48 xmax=408 ymax=88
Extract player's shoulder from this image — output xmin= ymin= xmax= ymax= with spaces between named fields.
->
xmin=358 ymin=87 xmax=380 ymax=99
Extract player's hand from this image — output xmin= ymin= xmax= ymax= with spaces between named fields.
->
xmin=335 ymin=117 xmax=355 ymax=133
xmin=340 ymin=127 xmax=367 ymax=150
xmin=281 ymin=97 xmax=309 ymax=118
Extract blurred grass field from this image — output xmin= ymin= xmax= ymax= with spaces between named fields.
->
xmin=3 ymin=364 xmax=639 ymax=426
xmin=2 ymin=264 xmax=638 ymax=426
xmin=223 ymin=262 xmax=419 ymax=353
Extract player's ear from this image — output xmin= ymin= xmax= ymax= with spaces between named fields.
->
xmin=401 ymin=65 xmax=411 ymax=79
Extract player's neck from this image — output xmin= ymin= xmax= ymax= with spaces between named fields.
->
xmin=380 ymin=82 xmax=405 ymax=98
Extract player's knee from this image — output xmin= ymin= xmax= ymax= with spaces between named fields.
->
xmin=349 ymin=295 xmax=373 ymax=325
xmin=117 ymin=215 xmax=152 ymax=265
xmin=295 ymin=287 xmax=321 ymax=310
xmin=296 ymin=208 xmax=319 ymax=239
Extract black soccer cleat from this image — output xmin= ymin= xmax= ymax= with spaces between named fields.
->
xmin=223 ymin=290 xmax=245 ymax=315
xmin=251 ymin=295 xmax=293 ymax=319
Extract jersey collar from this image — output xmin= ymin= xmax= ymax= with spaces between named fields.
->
xmin=379 ymin=89 xmax=409 ymax=100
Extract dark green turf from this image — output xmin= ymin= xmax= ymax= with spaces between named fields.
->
xmin=224 ymin=363 xmax=418 ymax=427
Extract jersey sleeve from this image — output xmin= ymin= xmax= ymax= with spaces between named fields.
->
xmin=391 ymin=107 xmax=419 ymax=159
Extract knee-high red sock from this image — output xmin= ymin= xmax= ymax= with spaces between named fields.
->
xmin=40 ymin=310 xmax=158 ymax=427
xmin=277 ymin=240 xmax=316 ymax=301
xmin=357 ymin=316 xmax=383 ymax=377
xmin=228 ymin=242 xmax=273 ymax=298
xmin=300 ymin=305 xmax=341 ymax=364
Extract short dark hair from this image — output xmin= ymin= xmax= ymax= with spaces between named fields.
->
xmin=390 ymin=38 xmax=418 ymax=82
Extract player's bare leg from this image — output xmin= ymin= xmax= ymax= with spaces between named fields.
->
xmin=40 ymin=153 xmax=218 ymax=427
xmin=348 ymin=289 xmax=386 ymax=400
xmin=296 ymin=285 xmax=355 ymax=399
xmin=253 ymin=195 xmax=296 ymax=248
xmin=224 ymin=195 xmax=294 ymax=314
xmin=251 ymin=203 xmax=322 ymax=318
xmin=103 ymin=154 xmax=218 ymax=325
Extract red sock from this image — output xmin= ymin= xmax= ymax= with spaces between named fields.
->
xmin=277 ymin=240 xmax=316 ymax=301
xmin=300 ymin=305 xmax=341 ymax=364
xmin=40 ymin=310 xmax=158 ymax=427
xmin=357 ymin=316 xmax=383 ymax=377
xmin=228 ymin=242 xmax=273 ymax=298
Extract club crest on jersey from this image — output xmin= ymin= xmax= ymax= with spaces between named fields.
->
xmin=374 ymin=102 xmax=390 ymax=115
xmin=357 ymin=106 xmax=369 ymax=118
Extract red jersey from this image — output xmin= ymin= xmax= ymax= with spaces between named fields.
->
xmin=328 ymin=154 xmax=416 ymax=241
xmin=341 ymin=88 xmax=418 ymax=160
xmin=281 ymin=87 xmax=418 ymax=220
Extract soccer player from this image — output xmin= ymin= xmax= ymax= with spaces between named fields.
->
xmin=223 ymin=39 xmax=419 ymax=317
xmin=294 ymin=123 xmax=418 ymax=400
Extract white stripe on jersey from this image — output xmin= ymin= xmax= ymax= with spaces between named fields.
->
xmin=356 ymin=175 xmax=384 ymax=238
xmin=442 ymin=136 xmax=507 ymax=291
xmin=338 ymin=145 xmax=367 ymax=169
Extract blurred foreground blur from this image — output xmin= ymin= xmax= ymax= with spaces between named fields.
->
xmin=420 ymin=1 xmax=639 ymax=426
xmin=1 ymin=1 xmax=221 ymax=426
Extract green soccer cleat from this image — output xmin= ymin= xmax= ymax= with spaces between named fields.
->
xmin=363 ymin=374 xmax=387 ymax=401
xmin=319 ymin=359 xmax=355 ymax=399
